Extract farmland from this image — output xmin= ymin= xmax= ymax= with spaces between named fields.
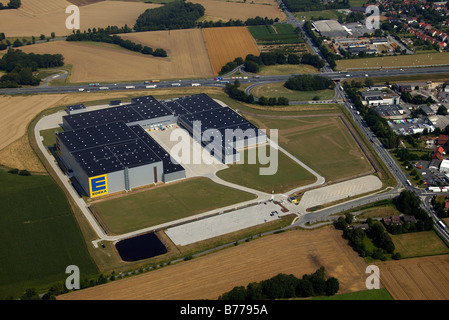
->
xmin=336 ymin=52 xmax=449 ymax=71
xmin=248 ymin=24 xmax=301 ymax=45
xmin=57 ymin=226 xmax=370 ymax=300
xmin=20 ymin=30 xmax=214 ymax=83
xmin=202 ymin=26 xmax=260 ymax=74
xmin=0 ymin=0 xmax=161 ymax=37
xmin=192 ymin=0 xmax=285 ymax=22
xmin=0 ymin=170 xmax=98 ymax=299
xmin=377 ymin=255 xmax=449 ymax=300
xmin=248 ymin=24 xmax=310 ymax=55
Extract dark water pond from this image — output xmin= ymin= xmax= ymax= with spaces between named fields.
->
xmin=115 ymin=232 xmax=167 ymax=262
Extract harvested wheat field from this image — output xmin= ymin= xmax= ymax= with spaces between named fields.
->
xmin=20 ymin=31 xmax=214 ymax=83
xmin=192 ymin=0 xmax=285 ymax=22
xmin=120 ymin=29 xmax=214 ymax=79
xmin=0 ymin=0 xmax=161 ymax=37
xmin=377 ymin=255 xmax=449 ymax=300
xmin=58 ymin=226 xmax=370 ymax=300
xmin=0 ymin=94 xmax=67 ymax=151
xmin=202 ymin=26 xmax=260 ymax=75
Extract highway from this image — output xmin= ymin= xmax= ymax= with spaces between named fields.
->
xmin=2 ymin=66 xmax=449 ymax=96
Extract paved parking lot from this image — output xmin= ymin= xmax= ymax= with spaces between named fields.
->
xmin=165 ymin=201 xmax=288 ymax=246
xmin=297 ymin=175 xmax=382 ymax=212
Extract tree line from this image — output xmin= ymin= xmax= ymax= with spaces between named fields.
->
xmin=0 ymin=49 xmax=64 ymax=88
xmin=303 ymin=20 xmax=337 ymax=70
xmin=198 ymin=16 xmax=277 ymax=28
xmin=219 ymin=267 xmax=339 ymax=300
xmin=0 ymin=0 xmax=21 ymax=10
xmin=282 ymin=0 xmax=349 ymax=12
xmin=343 ymin=82 xmax=398 ymax=149
xmin=284 ymin=74 xmax=335 ymax=91
xmin=66 ymin=30 xmax=167 ymax=57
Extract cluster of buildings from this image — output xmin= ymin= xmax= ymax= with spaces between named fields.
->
xmin=311 ymin=19 xmax=400 ymax=56
xmin=405 ymin=23 xmax=449 ymax=51
xmin=55 ymin=94 xmax=266 ymax=199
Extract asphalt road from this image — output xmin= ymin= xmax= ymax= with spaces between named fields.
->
xmin=2 ymin=66 xmax=449 ymax=96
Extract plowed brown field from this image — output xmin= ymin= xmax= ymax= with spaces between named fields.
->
xmin=377 ymin=255 xmax=449 ymax=300
xmin=202 ymin=26 xmax=260 ymax=75
xmin=57 ymin=226 xmax=369 ymax=300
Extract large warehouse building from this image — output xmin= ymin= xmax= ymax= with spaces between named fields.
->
xmin=56 ymin=94 xmax=266 ymax=198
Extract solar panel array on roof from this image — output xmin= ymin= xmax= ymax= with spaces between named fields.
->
xmin=63 ymin=95 xmax=173 ymax=130
xmin=64 ymin=105 xmax=143 ymax=130
xmin=178 ymin=106 xmax=266 ymax=162
xmin=72 ymin=145 xmax=124 ymax=177
xmin=181 ymin=107 xmax=248 ymax=132
xmin=129 ymin=125 xmax=184 ymax=174
xmin=58 ymin=121 xmax=136 ymax=152
xmin=58 ymin=121 xmax=164 ymax=177
xmin=107 ymin=140 xmax=161 ymax=169
xmin=162 ymin=93 xmax=223 ymax=116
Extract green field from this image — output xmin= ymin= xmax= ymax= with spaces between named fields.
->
xmin=248 ymin=24 xmax=302 ymax=44
xmin=216 ymin=146 xmax=316 ymax=194
xmin=91 ymin=177 xmax=257 ymax=235
xmin=294 ymin=9 xmax=345 ymax=21
xmin=391 ymin=230 xmax=449 ymax=259
xmin=246 ymin=115 xmax=373 ymax=182
xmin=0 ymin=171 xmax=98 ymax=299
xmin=256 ymin=64 xmax=317 ymax=76
xmin=251 ymin=82 xmax=335 ymax=101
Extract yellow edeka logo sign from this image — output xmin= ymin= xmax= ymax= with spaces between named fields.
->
xmin=89 ymin=174 xmax=108 ymax=198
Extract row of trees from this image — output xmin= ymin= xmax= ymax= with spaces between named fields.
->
xmin=66 ymin=30 xmax=167 ymax=57
xmin=284 ymin=74 xmax=335 ymax=91
xmin=219 ymin=267 xmax=339 ymax=300
xmin=343 ymin=82 xmax=398 ymax=149
xmin=0 ymin=49 xmax=64 ymax=88
xmin=198 ymin=16 xmax=277 ymax=28
xmin=303 ymin=20 xmax=337 ymax=70
xmin=282 ymin=0 xmax=349 ymax=12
